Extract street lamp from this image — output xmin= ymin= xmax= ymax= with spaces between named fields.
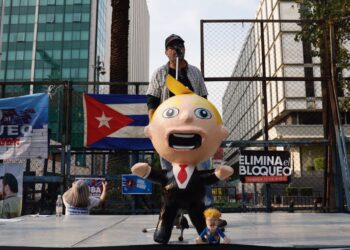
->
xmin=94 ymin=55 xmax=106 ymax=94
xmin=92 ymin=56 xmax=106 ymax=175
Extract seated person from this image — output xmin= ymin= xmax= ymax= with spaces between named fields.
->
xmin=63 ymin=180 xmax=107 ymax=215
xmin=0 ymin=173 xmax=22 ymax=218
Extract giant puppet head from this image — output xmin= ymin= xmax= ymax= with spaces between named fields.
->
xmin=145 ymin=75 xmax=228 ymax=166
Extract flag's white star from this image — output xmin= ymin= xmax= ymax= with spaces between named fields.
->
xmin=95 ymin=112 xmax=112 ymax=128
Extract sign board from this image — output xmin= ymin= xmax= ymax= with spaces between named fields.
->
xmin=122 ymin=175 xmax=152 ymax=194
xmin=239 ymin=150 xmax=291 ymax=183
xmin=0 ymin=164 xmax=24 ymax=214
xmin=0 ymin=93 xmax=48 ymax=159
xmin=75 ymin=177 xmax=105 ymax=197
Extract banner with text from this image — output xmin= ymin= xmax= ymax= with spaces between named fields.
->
xmin=239 ymin=150 xmax=291 ymax=183
xmin=122 ymin=175 xmax=152 ymax=194
xmin=75 ymin=177 xmax=105 ymax=197
xmin=0 ymin=93 xmax=48 ymax=159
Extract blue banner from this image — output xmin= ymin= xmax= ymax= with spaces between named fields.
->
xmin=122 ymin=174 xmax=152 ymax=194
xmin=0 ymin=93 xmax=48 ymax=159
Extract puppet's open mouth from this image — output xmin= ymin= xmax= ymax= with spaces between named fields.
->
xmin=169 ymin=133 xmax=202 ymax=150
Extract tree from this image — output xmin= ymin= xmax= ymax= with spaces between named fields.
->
xmin=108 ymin=0 xmax=130 ymax=177
xmin=296 ymin=0 xmax=350 ymax=108
xmin=295 ymin=0 xmax=350 ymax=210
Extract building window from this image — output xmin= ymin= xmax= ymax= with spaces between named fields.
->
xmin=72 ymin=49 xmax=79 ymax=59
xmin=82 ymin=13 xmax=89 ymax=22
xmin=46 ymin=14 xmax=55 ymax=23
xmin=16 ymin=51 xmax=24 ymax=60
xmin=19 ymin=15 xmax=27 ymax=24
xmin=23 ymin=69 xmax=31 ymax=79
xmin=24 ymin=51 xmax=32 ymax=60
xmin=37 ymin=32 xmax=45 ymax=41
xmin=7 ymin=69 xmax=15 ymax=80
xmin=54 ymin=31 xmax=62 ymax=41
xmin=11 ymin=15 xmax=19 ymax=24
xmin=63 ymin=50 xmax=71 ymax=59
xmin=48 ymin=0 xmax=55 ymax=5
xmin=64 ymin=31 xmax=72 ymax=40
xmin=16 ymin=33 xmax=25 ymax=42
xmin=62 ymin=68 xmax=70 ymax=78
xmin=72 ymin=13 xmax=81 ymax=22
xmin=35 ymin=69 xmax=43 ymax=79
xmin=8 ymin=51 xmax=16 ymax=61
xmin=81 ymin=31 xmax=89 ymax=40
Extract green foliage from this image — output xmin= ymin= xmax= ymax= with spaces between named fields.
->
xmin=306 ymin=165 xmax=315 ymax=171
xmin=295 ymin=0 xmax=350 ymax=110
xmin=300 ymin=187 xmax=313 ymax=196
xmin=284 ymin=187 xmax=299 ymax=196
xmin=314 ymin=157 xmax=325 ymax=171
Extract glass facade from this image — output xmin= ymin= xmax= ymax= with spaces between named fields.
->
xmin=0 ymin=0 xmax=107 ymax=151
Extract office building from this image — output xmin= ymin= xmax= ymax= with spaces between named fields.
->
xmin=0 ymin=0 xmax=149 ymax=167
xmin=222 ymin=0 xmax=333 ymax=197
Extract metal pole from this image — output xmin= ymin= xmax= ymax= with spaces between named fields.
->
xmin=328 ymin=19 xmax=350 ymax=211
xmin=95 ymin=55 xmax=100 ymax=94
xmin=260 ymin=21 xmax=272 ymax=212
xmin=175 ymin=56 xmax=179 ymax=80
xmin=0 ymin=0 xmax=5 ymax=97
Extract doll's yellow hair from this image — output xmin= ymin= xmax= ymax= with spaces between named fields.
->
xmin=165 ymin=75 xmax=223 ymax=124
xmin=203 ymin=208 xmax=221 ymax=219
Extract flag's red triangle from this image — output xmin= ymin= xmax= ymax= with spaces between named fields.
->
xmin=84 ymin=94 xmax=134 ymax=145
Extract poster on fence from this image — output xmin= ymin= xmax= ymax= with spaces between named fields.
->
xmin=0 ymin=93 xmax=48 ymax=160
xmin=83 ymin=94 xmax=153 ymax=150
xmin=239 ymin=150 xmax=291 ymax=183
xmin=122 ymin=175 xmax=152 ymax=194
xmin=75 ymin=177 xmax=105 ymax=197
xmin=0 ymin=164 xmax=24 ymax=217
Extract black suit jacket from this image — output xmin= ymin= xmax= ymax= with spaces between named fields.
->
xmin=147 ymin=167 xmax=220 ymax=209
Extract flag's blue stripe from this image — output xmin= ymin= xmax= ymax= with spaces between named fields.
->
xmin=90 ymin=137 xmax=154 ymax=151
xmin=89 ymin=94 xmax=148 ymax=104
xmin=128 ymin=115 xmax=148 ymax=126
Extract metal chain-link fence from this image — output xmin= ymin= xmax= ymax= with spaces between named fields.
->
xmin=1 ymin=18 xmax=349 ymax=214
xmin=201 ymin=19 xmax=349 ymax=211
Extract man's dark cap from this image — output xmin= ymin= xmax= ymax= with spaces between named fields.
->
xmin=1 ymin=173 xmax=18 ymax=193
xmin=165 ymin=34 xmax=185 ymax=48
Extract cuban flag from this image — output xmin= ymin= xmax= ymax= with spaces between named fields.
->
xmin=83 ymin=94 xmax=153 ymax=151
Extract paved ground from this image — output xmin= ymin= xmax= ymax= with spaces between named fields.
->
xmin=0 ymin=212 xmax=349 ymax=249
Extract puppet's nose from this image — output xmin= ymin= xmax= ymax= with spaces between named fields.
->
xmin=179 ymin=111 xmax=194 ymax=123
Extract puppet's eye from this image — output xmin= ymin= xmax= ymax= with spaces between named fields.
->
xmin=194 ymin=108 xmax=212 ymax=119
xmin=163 ymin=107 xmax=179 ymax=118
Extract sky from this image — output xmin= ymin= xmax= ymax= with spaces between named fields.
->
xmin=146 ymin=0 xmax=261 ymax=113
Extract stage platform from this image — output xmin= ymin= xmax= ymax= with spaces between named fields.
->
xmin=0 ymin=212 xmax=349 ymax=249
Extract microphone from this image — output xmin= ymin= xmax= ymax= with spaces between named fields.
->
xmin=173 ymin=45 xmax=183 ymax=56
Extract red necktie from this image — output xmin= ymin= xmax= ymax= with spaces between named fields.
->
xmin=178 ymin=164 xmax=187 ymax=184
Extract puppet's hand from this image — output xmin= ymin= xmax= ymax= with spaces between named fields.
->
xmin=223 ymin=237 xmax=231 ymax=244
xmin=195 ymin=237 xmax=205 ymax=244
xmin=131 ymin=162 xmax=151 ymax=178
xmin=215 ymin=165 xmax=234 ymax=180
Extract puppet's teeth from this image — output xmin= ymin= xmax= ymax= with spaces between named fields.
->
xmin=173 ymin=145 xmax=195 ymax=150
xmin=173 ymin=134 xmax=195 ymax=138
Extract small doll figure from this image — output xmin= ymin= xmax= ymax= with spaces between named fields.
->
xmin=196 ymin=208 xmax=231 ymax=244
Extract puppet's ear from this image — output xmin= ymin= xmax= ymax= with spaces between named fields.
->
xmin=166 ymin=75 xmax=194 ymax=95
xmin=144 ymin=125 xmax=151 ymax=139
xmin=220 ymin=125 xmax=229 ymax=140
